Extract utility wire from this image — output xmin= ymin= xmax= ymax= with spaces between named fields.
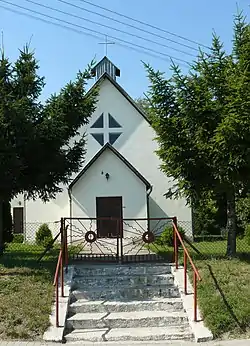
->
xmin=0 ymin=3 xmax=191 ymax=67
xmin=23 ymin=0 xmax=196 ymax=58
xmin=57 ymin=0 xmax=200 ymax=53
xmin=75 ymin=0 xmax=211 ymax=50
xmin=0 ymin=0 xmax=191 ymax=66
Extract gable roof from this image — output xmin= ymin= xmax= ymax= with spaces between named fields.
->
xmin=91 ymin=56 xmax=121 ymax=77
xmin=86 ymin=72 xmax=151 ymax=124
xmin=69 ymin=143 xmax=151 ymax=190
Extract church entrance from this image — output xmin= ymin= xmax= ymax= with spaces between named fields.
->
xmin=96 ymin=196 xmax=123 ymax=238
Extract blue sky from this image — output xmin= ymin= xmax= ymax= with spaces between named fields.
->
xmin=1 ymin=0 xmax=249 ymax=101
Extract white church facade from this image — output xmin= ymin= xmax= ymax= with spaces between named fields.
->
xmin=11 ymin=57 xmax=192 ymax=243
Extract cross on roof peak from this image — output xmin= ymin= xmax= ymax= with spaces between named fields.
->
xmin=98 ymin=35 xmax=115 ymax=56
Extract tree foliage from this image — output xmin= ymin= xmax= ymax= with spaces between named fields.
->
xmin=0 ymin=46 xmax=98 ymax=252
xmin=145 ymin=12 xmax=250 ymax=257
xmin=2 ymin=201 xmax=13 ymax=244
xmin=134 ymin=97 xmax=152 ymax=118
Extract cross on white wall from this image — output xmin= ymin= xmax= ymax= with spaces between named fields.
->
xmin=90 ymin=113 xmax=122 ymax=145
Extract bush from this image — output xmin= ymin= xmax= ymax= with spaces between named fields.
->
xmin=35 ymin=224 xmax=53 ymax=248
xmin=158 ymin=225 xmax=185 ymax=247
xmin=12 ymin=234 xmax=24 ymax=243
xmin=245 ymin=225 xmax=250 ymax=245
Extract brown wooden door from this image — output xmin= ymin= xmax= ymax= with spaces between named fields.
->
xmin=13 ymin=207 xmax=24 ymax=234
xmin=96 ymin=197 xmax=123 ymax=238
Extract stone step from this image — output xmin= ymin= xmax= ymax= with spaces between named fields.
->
xmin=71 ymin=284 xmax=180 ymax=301
xmin=74 ymin=263 xmax=172 ymax=277
xmin=66 ymin=310 xmax=188 ymax=329
xmin=69 ymin=298 xmax=184 ymax=314
xmin=73 ymin=273 xmax=174 ymax=287
xmin=64 ymin=326 xmax=193 ymax=342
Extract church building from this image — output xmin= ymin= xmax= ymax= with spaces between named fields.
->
xmin=11 ymin=57 xmax=192 ymax=243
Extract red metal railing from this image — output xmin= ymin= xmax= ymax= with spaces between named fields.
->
xmin=53 ymin=219 xmax=68 ymax=327
xmin=172 ymin=217 xmax=202 ymax=322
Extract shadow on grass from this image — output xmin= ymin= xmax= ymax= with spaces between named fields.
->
xmin=207 ymin=264 xmax=246 ymax=333
xmin=0 ymin=246 xmax=60 ymax=279
xmin=156 ymin=249 xmax=173 ymax=262
xmin=0 ymin=243 xmax=81 ymax=276
xmin=182 ymin=238 xmax=250 ymax=264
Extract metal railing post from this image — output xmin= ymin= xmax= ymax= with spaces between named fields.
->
xmin=173 ymin=217 xmax=178 ymax=269
xmin=55 ymin=280 xmax=59 ymax=327
xmin=60 ymin=255 xmax=64 ymax=297
xmin=172 ymin=218 xmax=201 ymax=323
xmin=194 ymin=272 xmax=197 ymax=322
xmin=184 ymin=251 xmax=187 ymax=295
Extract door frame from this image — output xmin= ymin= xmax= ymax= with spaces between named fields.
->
xmin=96 ymin=196 xmax=123 ymax=238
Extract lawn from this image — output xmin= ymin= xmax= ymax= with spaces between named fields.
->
xmin=0 ymin=243 xmax=79 ymax=340
xmin=1 ymin=238 xmax=250 ymax=340
xmin=196 ymin=258 xmax=250 ymax=339
xmin=153 ymin=237 xmax=250 ymax=339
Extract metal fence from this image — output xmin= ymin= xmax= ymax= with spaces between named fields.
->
xmin=4 ymin=219 xmax=250 ymax=259
xmin=5 ymin=221 xmax=61 ymax=251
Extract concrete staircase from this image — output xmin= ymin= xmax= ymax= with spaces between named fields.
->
xmin=64 ymin=263 xmax=194 ymax=342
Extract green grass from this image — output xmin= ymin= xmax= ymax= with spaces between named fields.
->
xmin=0 ymin=243 xmax=80 ymax=340
xmin=196 ymin=258 xmax=250 ymax=339
xmin=152 ymin=237 xmax=250 ymax=339
xmin=2 ymin=238 xmax=250 ymax=340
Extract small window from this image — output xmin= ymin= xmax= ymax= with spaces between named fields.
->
xmin=108 ymin=113 xmax=121 ymax=128
xmin=91 ymin=133 xmax=104 ymax=146
xmin=109 ymin=132 xmax=122 ymax=145
xmin=91 ymin=113 xmax=104 ymax=128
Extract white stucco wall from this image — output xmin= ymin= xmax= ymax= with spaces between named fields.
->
xmin=84 ymin=78 xmax=192 ymax=232
xmin=11 ymin=189 xmax=68 ymax=242
xmin=70 ymin=147 xmax=148 ymax=240
xmin=11 ymin=72 xmax=192 ymax=240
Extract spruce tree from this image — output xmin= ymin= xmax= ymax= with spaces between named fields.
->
xmin=0 ymin=46 xmax=97 ymax=253
xmin=145 ymin=13 xmax=250 ymax=257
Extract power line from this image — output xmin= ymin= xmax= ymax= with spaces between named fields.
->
xmin=23 ymin=0 xmax=196 ymax=58
xmin=57 ymin=0 xmax=200 ymax=53
xmin=75 ymin=0 xmax=211 ymax=50
xmin=0 ymin=0 xmax=191 ymax=66
xmin=0 ymin=3 xmax=191 ymax=67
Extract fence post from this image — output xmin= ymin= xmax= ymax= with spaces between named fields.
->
xmin=116 ymin=219 xmax=119 ymax=263
xmin=120 ymin=218 xmax=123 ymax=264
xmin=64 ymin=225 xmax=68 ymax=274
xmin=60 ymin=218 xmax=65 ymax=297
xmin=60 ymin=218 xmax=64 ymax=252
xmin=173 ymin=217 xmax=178 ymax=269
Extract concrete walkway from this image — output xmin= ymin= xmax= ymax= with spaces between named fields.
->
xmin=0 ymin=339 xmax=250 ymax=346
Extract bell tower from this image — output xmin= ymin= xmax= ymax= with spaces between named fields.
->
xmin=91 ymin=56 xmax=120 ymax=82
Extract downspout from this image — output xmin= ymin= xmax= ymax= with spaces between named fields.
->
xmin=146 ymin=185 xmax=153 ymax=231
xmin=68 ymin=188 xmax=73 ymax=244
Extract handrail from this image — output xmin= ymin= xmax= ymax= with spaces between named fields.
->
xmin=172 ymin=217 xmax=201 ymax=322
xmin=53 ymin=249 xmax=63 ymax=286
xmin=53 ymin=249 xmax=63 ymax=328
xmin=53 ymin=219 xmax=69 ymax=328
